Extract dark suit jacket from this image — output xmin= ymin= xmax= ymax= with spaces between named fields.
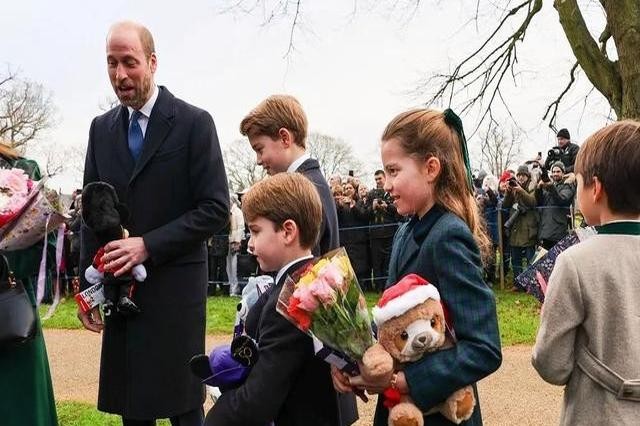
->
xmin=374 ymin=205 xmax=502 ymax=426
xmin=296 ymin=158 xmax=339 ymax=256
xmin=296 ymin=158 xmax=358 ymax=425
xmin=205 ymin=258 xmax=340 ymax=426
xmin=80 ymin=87 xmax=229 ymax=419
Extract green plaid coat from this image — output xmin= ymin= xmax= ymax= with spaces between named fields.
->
xmin=373 ymin=205 xmax=502 ymax=426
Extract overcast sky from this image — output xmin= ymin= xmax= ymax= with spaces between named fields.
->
xmin=1 ymin=0 xmax=611 ymax=192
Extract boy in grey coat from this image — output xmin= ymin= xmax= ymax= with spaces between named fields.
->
xmin=532 ymin=121 xmax=640 ymax=425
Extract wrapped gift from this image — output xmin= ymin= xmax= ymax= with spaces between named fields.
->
xmin=515 ymin=227 xmax=597 ymax=302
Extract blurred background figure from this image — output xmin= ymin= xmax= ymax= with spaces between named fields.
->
xmin=227 ymin=193 xmax=245 ymax=297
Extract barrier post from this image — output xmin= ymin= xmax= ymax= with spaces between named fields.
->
xmin=497 ymin=206 xmax=505 ymax=290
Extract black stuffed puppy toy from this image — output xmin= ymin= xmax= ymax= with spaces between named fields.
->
xmin=82 ymin=182 xmax=147 ymax=317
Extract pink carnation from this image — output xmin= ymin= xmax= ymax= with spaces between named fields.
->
xmin=310 ymin=278 xmax=337 ymax=306
xmin=318 ymin=262 xmax=345 ymax=292
xmin=293 ymin=285 xmax=319 ymax=312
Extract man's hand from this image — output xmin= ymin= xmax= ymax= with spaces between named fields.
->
xmin=103 ymin=237 xmax=149 ymax=277
xmin=77 ymin=306 xmax=104 ymax=333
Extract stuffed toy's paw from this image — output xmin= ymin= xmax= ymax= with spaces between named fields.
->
xmin=131 ymin=264 xmax=147 ymax=282
xmin=439 ymin=385 xmax=476 ymax=424
xmin=388 ymin=401 xmax=424 ymax=426
xmin=85 ymin=265 xmax=103 ymax=284
xmin=361 ymin=342 xmax=394 ymax=383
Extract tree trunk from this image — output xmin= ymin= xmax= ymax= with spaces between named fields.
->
xmin=554 ymin=0 xmax=623 ymax=117
xmin=603 ymin=0 xmax=640 ymax=119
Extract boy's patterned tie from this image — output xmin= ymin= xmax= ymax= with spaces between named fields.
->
xmin=128 ymin=110 xmax=144 ymax=161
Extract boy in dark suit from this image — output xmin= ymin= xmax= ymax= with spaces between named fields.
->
xmin=240 ymin=95 xmax=357 ymax=424
xmin=205 ymin=173 xmax=340 ymax=426
xmin=239 ymin=94 xmax=339 ymax=256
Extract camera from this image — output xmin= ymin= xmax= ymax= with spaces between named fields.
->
xmin=507 ymin=177 xmax=519 ymax=188
xmin=504 ymin=204 xmax=528 ymax=232
xmin=547 ymin=147 xmax=562 ymax=159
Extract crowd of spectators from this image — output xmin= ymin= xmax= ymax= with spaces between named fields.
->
xmin=475 ymin=128 xmax=579 ymax=290
xmin=59 ymin=129 xmax=581 ymax=296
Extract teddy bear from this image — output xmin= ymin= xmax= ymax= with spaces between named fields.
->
xmin=360 ymin=273 xmax=475 ymax=426
xmin=82 ymin=182 xmax=147 ymax=317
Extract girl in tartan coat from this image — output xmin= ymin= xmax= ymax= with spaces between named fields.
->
xmin=332 ymin=109 xmax=502 ymax=425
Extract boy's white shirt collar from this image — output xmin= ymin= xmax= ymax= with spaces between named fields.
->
xmin=275 ymin=254 xmax=314 ymax=285
xmin=287 ymin=153 xmax=311 ymax=173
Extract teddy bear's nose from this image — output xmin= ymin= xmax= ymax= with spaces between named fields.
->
xmin=412 ymin=333 xmax=431 ymax=350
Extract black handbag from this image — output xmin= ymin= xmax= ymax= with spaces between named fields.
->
xmin=0 ymin=255 xmax=37 ymax=348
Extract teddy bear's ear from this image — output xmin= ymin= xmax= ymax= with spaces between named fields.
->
xmin=189 ymin=354 xmax=213 ymax=379
xmin=116 ymin=203 xmax=130 ymax=223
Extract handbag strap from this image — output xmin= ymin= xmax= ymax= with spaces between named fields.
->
xmin=0 ymin=255 xmax=17 ymax=290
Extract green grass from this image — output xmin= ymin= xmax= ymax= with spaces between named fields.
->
xmin=56 ymin=401 xmax=170 ymax=425
xmin=494 ymin=288 xmax=540 ymax=345
xmin=41 ymin=289 xmax=540 ymax=345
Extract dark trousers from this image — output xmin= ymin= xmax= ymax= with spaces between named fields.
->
xmin=208 ymin=250 xmax=228 ymax=296
xmin=511 ymin=246 xmax=535 ymax=285
xmin=370 ymin=235 xmax=393 ymax=291
xmin=122 ymin=407 xmax=204 ymax=426
xmin=484 ymin=243 xmax=499 ymax=285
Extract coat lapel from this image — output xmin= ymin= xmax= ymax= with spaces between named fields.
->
xmin=109 ymin=105 xmax=135 ymax=177
xmin=129 ymin=87 xmax=175 ymax=184
xmin=396 ymin=225 xmax=420 ymax=280
xmin=394 ymin=205 xmax=446 ymax=283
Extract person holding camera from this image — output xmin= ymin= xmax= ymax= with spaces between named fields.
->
xmin=544 ymin=128 xmax=580 ymax=173
xmin=503 ymin=165 xmax=539 ymax=289
xmin=366 ymin=170 xmax=400 ymax=291
xmin=336 ymin=181 xmax=371 ymax=288
xmin=536 ymin=161 xmax=576 ymax=250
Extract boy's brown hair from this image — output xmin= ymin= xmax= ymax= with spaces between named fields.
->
xmin=239 ymin=95 xmax=308 ymax=148
xmin=575 ymin=120 xmax=640 ymax=214
xmin=242 ymin=173 xmax=322 ymax=249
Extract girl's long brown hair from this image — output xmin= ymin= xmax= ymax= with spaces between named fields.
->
xmin=0 ymin=141 xmax=19 ymax=160
xmin=382 ymin=109 xmax=492 ymax=263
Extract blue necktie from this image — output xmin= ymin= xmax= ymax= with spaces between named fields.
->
xmin=128 ymin=110 xmax=144 ymax=161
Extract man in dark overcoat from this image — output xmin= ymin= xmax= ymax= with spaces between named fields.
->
xmin=78 ymin=21 xmax=229 ymax=426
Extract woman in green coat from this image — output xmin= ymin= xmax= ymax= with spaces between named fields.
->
xmin=0 ymin=143 xmax=58 ymax=426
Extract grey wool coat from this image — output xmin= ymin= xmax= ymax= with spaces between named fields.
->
xmin=532 ymin=232 xmax=640 ymax=425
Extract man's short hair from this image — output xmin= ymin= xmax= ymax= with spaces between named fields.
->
xmin=374 ymin=169 xmax=385 ymax=176
xmin=242 ymin=173 xmax=322 ymax=249
xmin=109 ymin=21 xmax=155 ymax=59
xmin=138 ymin=25 xmax=155 ymax=59
xmin=575 ymin=120 xmax=640 ymax=214
xmin=239 ymin=95 xmax=308 ymax=148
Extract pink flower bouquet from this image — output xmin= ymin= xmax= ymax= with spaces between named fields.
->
xmin=0 ymin=168 xmax=33 ymax=228
xmin=276 ymin=247 xmax=374 ymax=361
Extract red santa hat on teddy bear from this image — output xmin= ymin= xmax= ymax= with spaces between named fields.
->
xmin=372 ymin=274 xmax=442 ymax=326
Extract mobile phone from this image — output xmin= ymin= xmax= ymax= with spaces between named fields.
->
xmin=348 ymin=170 xmax=354 ymax=177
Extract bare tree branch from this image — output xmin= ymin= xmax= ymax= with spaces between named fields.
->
xmin=417 ymin=0 xmax=543 ymax=130
xmin=0 ymin=71 xmax=55 ymax=151
xmin=543 ymin=62 xmax=580 ymax=132
xmin=480 ymin=121 xmax=521 ymax=177
xmin=223 ymin=139 xmax=267 ymax=192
